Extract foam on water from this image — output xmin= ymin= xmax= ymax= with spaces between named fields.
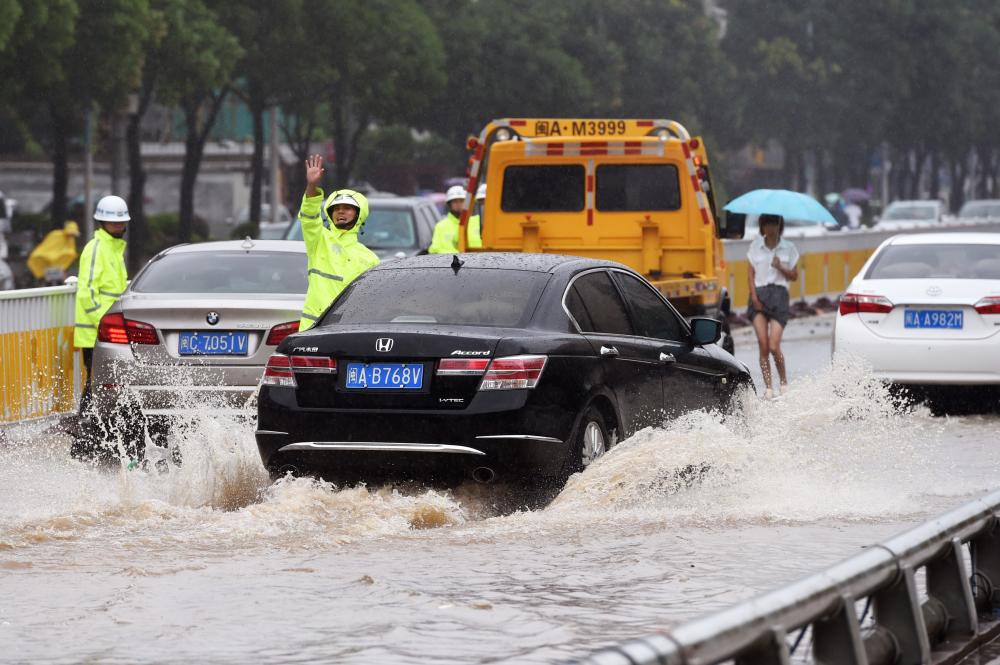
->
xmin=545 ymin=357 xmax=996 ymax=525
xmin=1 ymin=359 xmax=997 ymax=554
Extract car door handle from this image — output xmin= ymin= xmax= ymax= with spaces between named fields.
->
xmin=600 ymin=345 xmax=619 ymax=357
xmin=659 ymin=352 xmax=676 ymax=363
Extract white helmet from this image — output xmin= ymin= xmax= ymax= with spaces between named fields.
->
xmin=445 ymin=185 xmax=466 ymax=203
xmin=94 ymin=195 xmax=130 ymax=222
xmin=475 ymin=184 xmax=487 ymax=200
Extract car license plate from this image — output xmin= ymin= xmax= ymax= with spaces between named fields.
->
xmin=178 ymin=331 xmax=250 ymax=355
xmin=345 ymin=362 xmax=424 ymax=390
xmin=903 ymin=309 xmax=963 ymax=329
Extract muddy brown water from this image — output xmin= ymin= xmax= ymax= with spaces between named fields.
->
xmin=2 ymin=346 xmax=998 ymax=664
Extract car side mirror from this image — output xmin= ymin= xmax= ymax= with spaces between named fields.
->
xmin=690 ymin=317 xmax=721 ymax=345
xmin=723 ymin=211 xmax=746 ymax=239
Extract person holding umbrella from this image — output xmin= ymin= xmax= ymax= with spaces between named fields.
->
xmin=747 ymin=213 xmax=799 ymax=399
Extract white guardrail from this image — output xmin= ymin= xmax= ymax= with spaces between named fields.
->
xmin=569 ymin=489 xmax=1000 ymax=665
xmin=0 ymin=284 xmax=79 ymax=423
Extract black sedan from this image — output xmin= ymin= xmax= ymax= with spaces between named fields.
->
xmin=256 ymin=253 xmax=752 ymax=486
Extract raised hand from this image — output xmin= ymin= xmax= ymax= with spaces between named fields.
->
xmin=305 ymin=154 xmax=324 ymax=196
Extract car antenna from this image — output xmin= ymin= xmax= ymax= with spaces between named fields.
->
xmin=451 ymin=254 xmax=464 ymax=273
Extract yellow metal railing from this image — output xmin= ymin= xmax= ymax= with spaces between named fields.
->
xmin=0 ymin=284 xmax=79 ymax=423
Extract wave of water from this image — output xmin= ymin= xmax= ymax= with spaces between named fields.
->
xmin=1 ymin=359 xmax=996 ymax=554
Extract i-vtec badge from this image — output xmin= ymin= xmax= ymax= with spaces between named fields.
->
xmin=439 ymin=398 xmax=465 ymax=404
xmin=375 ymin=338 xmax=394 ymax=352
xmin=450 ymin=349 xmax=490 ymax=356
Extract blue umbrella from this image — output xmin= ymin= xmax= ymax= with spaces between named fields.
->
xmin=724 ymin=189 xmax=837 ymax=225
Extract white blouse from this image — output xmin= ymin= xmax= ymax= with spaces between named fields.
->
xmin=747 ymin=236 xmax=800 ymax=288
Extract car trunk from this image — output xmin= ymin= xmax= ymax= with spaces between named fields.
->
xmin=121 ymin=293 xmax=303 ymax=366
xmin=287 ymin=326 xmax=506 ymax=410
xmin=856 ymin=279 xmax=1000 ymax=341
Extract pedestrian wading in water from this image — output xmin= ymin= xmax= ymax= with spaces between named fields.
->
xmin=747 ymin=213 xmax=800 ymax=399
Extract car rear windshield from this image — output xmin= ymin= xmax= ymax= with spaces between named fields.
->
xmin=502 ymin=165 xmax=585 ymax=212
xmin=284 ymin=207 xmax=417 ymax=248
xmin=866 ymin=244 xmax=1000 ymax=280
xmin=596 ymin=164 xmax=681 ymax=211
xmin=132 ymin=251 xmax=308 ymax=294
xmin=322 ymin=268 xmax=549 ymax=327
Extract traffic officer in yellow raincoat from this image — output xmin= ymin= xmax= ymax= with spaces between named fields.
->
xmin=298 ymin=154 xmax=379 ymax=330
xmin=74 ymin=195 xmax=129 ymax=416
xmin=429 ymin=185 xmax=481 ymax=253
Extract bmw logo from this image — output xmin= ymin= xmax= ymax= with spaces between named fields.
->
xmin=206 ymin=311 xmax=220 ymax=325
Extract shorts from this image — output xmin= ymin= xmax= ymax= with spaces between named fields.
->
xmin=748 ymin=284 xmax=790 ymax=327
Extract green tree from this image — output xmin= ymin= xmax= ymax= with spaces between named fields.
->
xmin=305 ymin=0 xmax=446 ymax=186
xmin=222 ymin=0 xmax=309 ymax=234
xmin=155 ymin=0 xmax=241 ymax=241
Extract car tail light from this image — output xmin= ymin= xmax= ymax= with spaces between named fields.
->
xmin=479 ymin=355 xmax=547 ymax=391
xmin=839 ymin=292 xmax=894 ymax=315
xmin=261 ymin=354 xmax=297 ymax=387
xmin=290 ymin=355 xmax=336 ymax=373
xmin=437 ymin=358 xmax=490 ymax=376
xmin=266 ymin=321 xmax=299 ymax=345
xmin=97 ymin=312 xmax=159 ymax=345
xmin=974 ymin=296 xmax=1000 ymax=315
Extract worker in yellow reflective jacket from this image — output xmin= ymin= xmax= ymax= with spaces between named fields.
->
xmin=298 ymin=154 xmax=380 ymax=330
xmin=429 ymin=185 xmax=481 ymax=253
xmin=74 ymin=195 xmax=129 ymax=416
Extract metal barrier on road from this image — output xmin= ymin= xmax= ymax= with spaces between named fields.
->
xmin=570 ymin=489 xmax=1000 ymax=665
xmin=0 ymin=284 xmax=79 ymax=423
xmin=722 ymin=219 xmax=1000 ymax=306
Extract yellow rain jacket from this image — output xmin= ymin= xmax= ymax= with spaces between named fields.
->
xmin=74 ymin=228 xmax=127 ymax=348
xmin=27 ymin=224 xmax=79 ymax=279
xmin=429 ymin=213 xmax=481 ymax=254
xmin=299 ymin=188 xmax=380 ymax=330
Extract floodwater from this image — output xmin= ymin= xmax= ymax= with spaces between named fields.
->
xmin=2 ymin=325 xmax=999 ymax=664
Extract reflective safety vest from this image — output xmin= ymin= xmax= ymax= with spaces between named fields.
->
xmin=74 ymin=228 xmax=127 ymax=348
xmin=299 ymin=188 xmax=380 ymax=330
xmin=429 ymin=213 xmax=482 ymax=253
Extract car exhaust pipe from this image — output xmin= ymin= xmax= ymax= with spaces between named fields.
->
xmin=471 ymin=466 xmax=496 ymax=484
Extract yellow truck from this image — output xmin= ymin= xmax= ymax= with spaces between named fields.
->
xmin=455 ymin=118 xmax=744 ymax=345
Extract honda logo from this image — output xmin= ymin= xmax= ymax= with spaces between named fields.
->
xmin=375 ymin=338 xmax=394 ymax=352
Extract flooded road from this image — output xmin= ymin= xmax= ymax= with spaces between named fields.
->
xmin=2 ymin=319 xmax=999 ymax=663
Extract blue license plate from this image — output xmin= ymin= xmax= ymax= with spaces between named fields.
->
xmin=903 ymin=309 xmax=963 ymax=329
xmin=178 ymin=331 xmax=250 ymax=355
xmin=345 ymin=362 xmax=424 ymax=390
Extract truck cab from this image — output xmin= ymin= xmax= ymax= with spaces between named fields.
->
xmin=457 ymin=118 xmax=742 ymax=319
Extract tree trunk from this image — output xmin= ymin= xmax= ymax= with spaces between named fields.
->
xmin=50 ymin=106 xmax=70 ymax=230
xmin=949 ymin=158 xmax=967 ymax=213
xmin=178 ymin=90 xmax=229 ymax=242
xmin=929 ymin=151 xmax=940 ymax=200
xmin=126 ymin=82 xmax=155 ymax=273
xmin=249 ymin=101 xmax=265 ymax=234
xmin=331 ymin=92 xmax=349 ymax=186
xmin=281 ymin=111 xmax=315 ymax=202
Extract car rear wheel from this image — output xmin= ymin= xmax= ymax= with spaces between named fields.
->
xmin=564 ymin=405 xmax=610 ymax=476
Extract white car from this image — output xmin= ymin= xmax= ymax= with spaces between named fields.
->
xmin=958 ymin=199 xmax=1000 ymax=221
xmin=833 ymin=233 xmax=1000 ymax=411
xmin=876 ymin=200 xmax=944 ymax=230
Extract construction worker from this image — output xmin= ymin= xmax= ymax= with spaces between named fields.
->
xmin=74 ymin=195 xmax=129 ymax=418
xmin=298 ymin=154 xmax=379 ymax=330
xmin=467 ymin=184 xmax=486 ymax=250
xmin=28 ymin=220 xmax=81 ymax=285
xmin=429 ymin=185 xmax=481 ymax=253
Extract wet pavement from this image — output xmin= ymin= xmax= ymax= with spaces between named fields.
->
xmin=2 ymin=317 xmax=998 ymax=663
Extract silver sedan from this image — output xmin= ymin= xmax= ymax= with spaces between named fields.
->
xmin=85 ymin=239 xmax=307 ymax=456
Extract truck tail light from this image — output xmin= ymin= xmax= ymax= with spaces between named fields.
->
xmin=974 ymin=296 xmax=1000 ymax=315
xmin=290 ymin=355 xmax=336 ymax=374
xmin=839 ymin=293 xmax=893 ymax=315
xmin=437 ymin=358 xmax=490 ymax=376
xmin=97 ymin=312 xmax=159 ymax=345
xmin=479 ymin=355 xmax=547 ymax=391
xmin=266 ymin=321 xmax=299 ymax=345
xmin=261 ymin=354 xmax=296 ymax=388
